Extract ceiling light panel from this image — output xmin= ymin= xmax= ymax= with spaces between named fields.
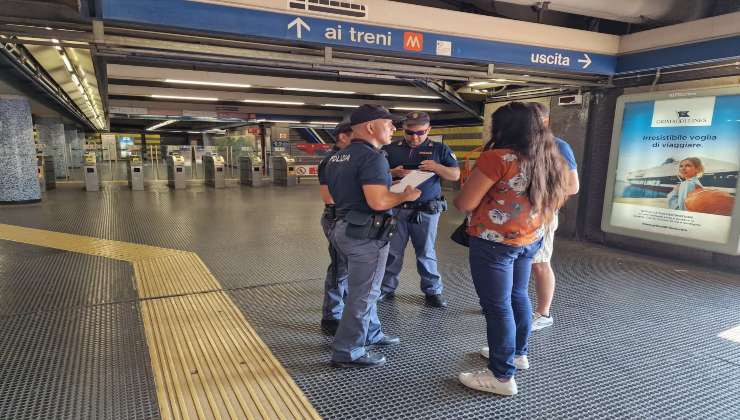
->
xmin=280 ymin=87 xmax=355 ymax=94
xmin=146 ymin=120 xmax=177 ymax=131
xmin=391 ymin=107 xmax=442 ymax=112
xmin=164 ymin=79 xmax=252 ymax=88
xmin=322 ymin=103 xmax=360 ymax=108
xmin=242 ymin=99 xmax=305 ymax=105
xmin=376 ymin=93 xmax=439 ymax=99
xmin=151 ymin=95 xmax=219 ymax=101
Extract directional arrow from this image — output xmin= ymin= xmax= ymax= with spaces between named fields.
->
xmin=578 ymin=53 xmax=592 ymax=69
xmin=288 ymin=17 xmax=310 ymax=39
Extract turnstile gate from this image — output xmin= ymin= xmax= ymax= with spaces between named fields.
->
xmin=204 ymin=153 xmax=226 ymax=188
xmin=239 ymin=155 xmax=264 ymax=187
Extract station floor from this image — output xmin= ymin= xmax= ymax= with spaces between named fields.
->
xmin=1 ymin=183 xmax=738 ymax=419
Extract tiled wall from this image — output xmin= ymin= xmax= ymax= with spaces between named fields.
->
xmin=0 ymin=96 xmax=41 ymax=203
xmin=36 ymin=117 xmax=67 ymax=178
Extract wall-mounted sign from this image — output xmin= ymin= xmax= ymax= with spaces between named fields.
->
xmin=602 ymin=86 xmax=740 ymax=255
xmin=101 ymin=0 xmax=615 ymax=74
xmin=295 ymin=143 xmax=332 ymax=155
xmin=272 ymin=140 xmax=290 ymax=153
xmin=294 ymin=164 xmax=318 ymax=176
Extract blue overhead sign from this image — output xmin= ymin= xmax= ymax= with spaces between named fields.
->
xmin=100 ymin=0 xmax=616 ymax=75
xmin=617 ymin=35 xmax=740 ymax=74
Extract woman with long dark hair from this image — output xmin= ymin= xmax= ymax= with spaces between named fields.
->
xmin=454 ymin=102 xmax=569 ymax=395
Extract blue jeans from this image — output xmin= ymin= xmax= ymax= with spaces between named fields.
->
xmin=469 ymin=236 xmax=543 ymax=379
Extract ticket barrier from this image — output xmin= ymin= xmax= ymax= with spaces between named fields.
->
xmin=40 ymin=155 xmax=55 ymax=190
xmin=37 ymin=157 xmax=45 ymax=193
xmin=127 ymin=155 xmax=144 ymax=191
xmin=271 ymin=156 xmax=297 ymax=187
xmin=204 ymin=153 xmax=225 ymax=189
xmin=83 ymin=152 xmax=99 ymax=192
xmin=167 ymin=153 xmax=186 ymax=190
xmin=239 ymin=155 xmax=264 ymax=187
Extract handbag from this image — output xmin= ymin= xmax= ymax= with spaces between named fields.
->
xmin=450 ymin=218 xmax=470 ymax=247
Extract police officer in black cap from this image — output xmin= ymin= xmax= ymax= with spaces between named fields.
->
xmin=379 ymin=111 xmax=460 ymax=308
xmin=325 ymin=104 xmax=421 ymax=368
xmin=318 ymin=120 xmax=352 ymax=335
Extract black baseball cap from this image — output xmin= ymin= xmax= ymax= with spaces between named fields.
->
xmin=350 ymin=104 xmax=394 ymax=125
xmin=403 ymin=111 xmax=431 ymax=126
xmin=333 ymin=120 xmax=352 ymax=136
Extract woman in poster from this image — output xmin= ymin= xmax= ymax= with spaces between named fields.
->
xmin=667 ymin=156 xmax=735 ymax=216
xmin=667 ymin=157 xmax=704 ymax=211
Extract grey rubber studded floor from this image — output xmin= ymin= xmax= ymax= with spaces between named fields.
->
xmin=0 ymin=184 xmax=738 ymax=419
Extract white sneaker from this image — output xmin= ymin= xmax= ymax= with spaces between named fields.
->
xmin=479 ymin=347 xmax=529 ymax=370
xmin=531 ymin=313 xmax=553 ymax=331
xmin=459 ymin=369 xmax=518 ymax=396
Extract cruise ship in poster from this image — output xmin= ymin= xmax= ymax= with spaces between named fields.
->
xmin=621 ymin=157 xmax=738 ymax=199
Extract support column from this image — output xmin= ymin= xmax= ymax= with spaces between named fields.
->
xmin=0 ymin=95 xmax=41 ymax=204
xmin=64 ymin=126 xmax=78 ymax=169
xmin=36 ymin=116 xmax=67 ymax=178
xmin=74 ymin=131 xmax=85 ymax=167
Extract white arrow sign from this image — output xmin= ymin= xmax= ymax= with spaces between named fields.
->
xmin=578 ymin=53 xmax=592 ymax=69
xmin=288 ymin=17 xmax=310 ymax=39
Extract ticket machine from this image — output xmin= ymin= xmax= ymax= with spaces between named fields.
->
xmin=83 ymin=151 xmax=99 ymax=192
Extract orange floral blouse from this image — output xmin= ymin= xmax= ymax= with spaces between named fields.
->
xmin=466 ymin=149 xmax=544 ymax=246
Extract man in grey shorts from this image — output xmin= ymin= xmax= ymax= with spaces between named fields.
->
xmin=530 ymin=103 xmax=580 ymax=331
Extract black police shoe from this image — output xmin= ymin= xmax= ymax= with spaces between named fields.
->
xmin=425 ymin=294 xmax=448 ymax=308
xmin=378 ymin=291 xmax=395 ymax=302
xmin=331 ymin=351 xmax=386 ymax=368
xmin=369 ymin=335 xmax=401 ymax=347
xmin=320 ymin=319 xmax=340 ymax=335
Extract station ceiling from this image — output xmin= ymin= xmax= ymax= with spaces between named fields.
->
xmin=1 ymin=0 xmax=737 ymax=135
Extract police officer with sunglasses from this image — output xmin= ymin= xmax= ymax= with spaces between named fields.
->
xmin=379 ymin=112 xmax=460 ymax=308
xmin=325 ymin=105 xmax=421 ymax=368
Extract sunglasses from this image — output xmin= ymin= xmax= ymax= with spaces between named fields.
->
xmin=404 ymin=129 xmax=427 ymax=136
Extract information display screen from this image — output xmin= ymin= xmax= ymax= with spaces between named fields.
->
xmin=602 ymin=86 xmax=740 ymax=255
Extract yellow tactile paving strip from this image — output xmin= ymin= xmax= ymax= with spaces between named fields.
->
xmin=133 ymin=254 xmax=221 ymax=298
xmin=0 ymin=223 xmax=320 ymax=420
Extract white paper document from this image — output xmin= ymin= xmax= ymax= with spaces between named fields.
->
xmin=390 ymin=170 xmax=435 ymax=193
